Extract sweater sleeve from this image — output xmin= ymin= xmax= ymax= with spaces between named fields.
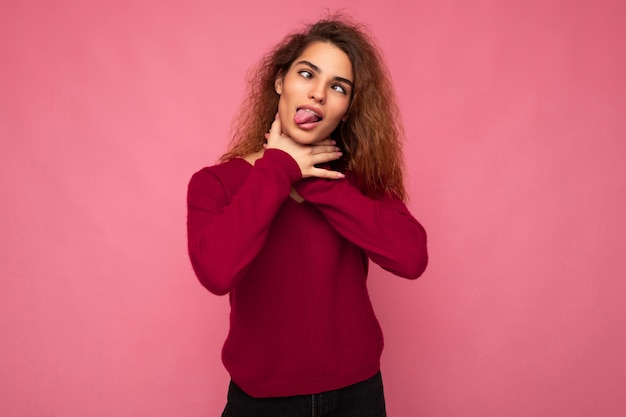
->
xmin=187 ymin=150 xmax=302 ymax=295
xmin=293 ymin=174 xmax=428 ymax=279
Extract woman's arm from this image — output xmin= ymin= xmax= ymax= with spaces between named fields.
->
xmin=187 ymin=150 xmax=300 ymax=295
xmin=188 ymin=114 xmax=346 ymax=295
xmin=294 ymin=174 xmax=428 ymax=279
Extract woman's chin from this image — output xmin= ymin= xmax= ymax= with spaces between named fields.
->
xmin=284 ymin=129 xmax=323 ymax=145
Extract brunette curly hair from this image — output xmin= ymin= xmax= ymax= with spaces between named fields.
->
xmin=221 ymin=16 xmax=407 ymax=200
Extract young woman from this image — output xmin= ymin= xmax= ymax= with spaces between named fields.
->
xmin=187 ymin=16 xmax=428 ymax=417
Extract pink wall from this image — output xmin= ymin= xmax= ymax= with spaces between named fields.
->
xmin=2 ymin=0 xmax=625 ymax=416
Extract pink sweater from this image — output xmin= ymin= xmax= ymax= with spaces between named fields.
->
xmin=187 ymin=149 xmax=428 ymax=397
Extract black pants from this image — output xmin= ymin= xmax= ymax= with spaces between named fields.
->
xmin=222 ymin=372 xmax=387 ymax=417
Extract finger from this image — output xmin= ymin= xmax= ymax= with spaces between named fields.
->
xmin=266 ymin=118 xmax=284 ymax=149
xmin=269 ymin=113 xmax=281 ymax=134
xmin=311 ymin=145 xmax=341 ymax=155
xmin=310 ymin=150 xmax=343 ymax=165
xmin=307 ymin=167 xmax=345 ymax=179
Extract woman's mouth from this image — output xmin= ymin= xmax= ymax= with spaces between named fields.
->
xmin=294 ymin=107 xmax=323 ymax=126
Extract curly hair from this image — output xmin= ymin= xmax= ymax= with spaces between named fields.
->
xmin=221 ymin=16 xmax=407 ymax=200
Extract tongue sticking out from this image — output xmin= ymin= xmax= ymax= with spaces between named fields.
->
xmin=294 ymin=109 xmax=321 ymax=125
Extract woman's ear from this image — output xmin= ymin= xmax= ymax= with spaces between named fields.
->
xmin=275 ymin=76 xmax=283 ymax=95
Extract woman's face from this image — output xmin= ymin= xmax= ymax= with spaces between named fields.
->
xmin=275 ymin=42 xmax=353 ymax=144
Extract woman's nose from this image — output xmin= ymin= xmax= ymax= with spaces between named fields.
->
xmin=308 ymin=83 xmax=325 ymax=103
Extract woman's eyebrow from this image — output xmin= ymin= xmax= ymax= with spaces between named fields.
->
xmin=295 ymin=60 xmax=354 ymax=87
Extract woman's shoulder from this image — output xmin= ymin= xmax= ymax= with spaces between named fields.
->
xmin=189 ymin=158 xmax=252 ymax=192
xmin=195 ymin=157 xmax=250 ymax=176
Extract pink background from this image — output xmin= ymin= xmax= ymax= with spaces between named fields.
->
xmin=2 ymin=0 xmax=625 ymax=416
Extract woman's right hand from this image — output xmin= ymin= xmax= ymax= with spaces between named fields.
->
xmin=265 ymin=113 xmax=345 ymax=179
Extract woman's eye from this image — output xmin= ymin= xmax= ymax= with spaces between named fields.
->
xmin=332 ymin=84 xmax=347 ymax=95
xmin=298 ymin=70 xmax=313 ymax=79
